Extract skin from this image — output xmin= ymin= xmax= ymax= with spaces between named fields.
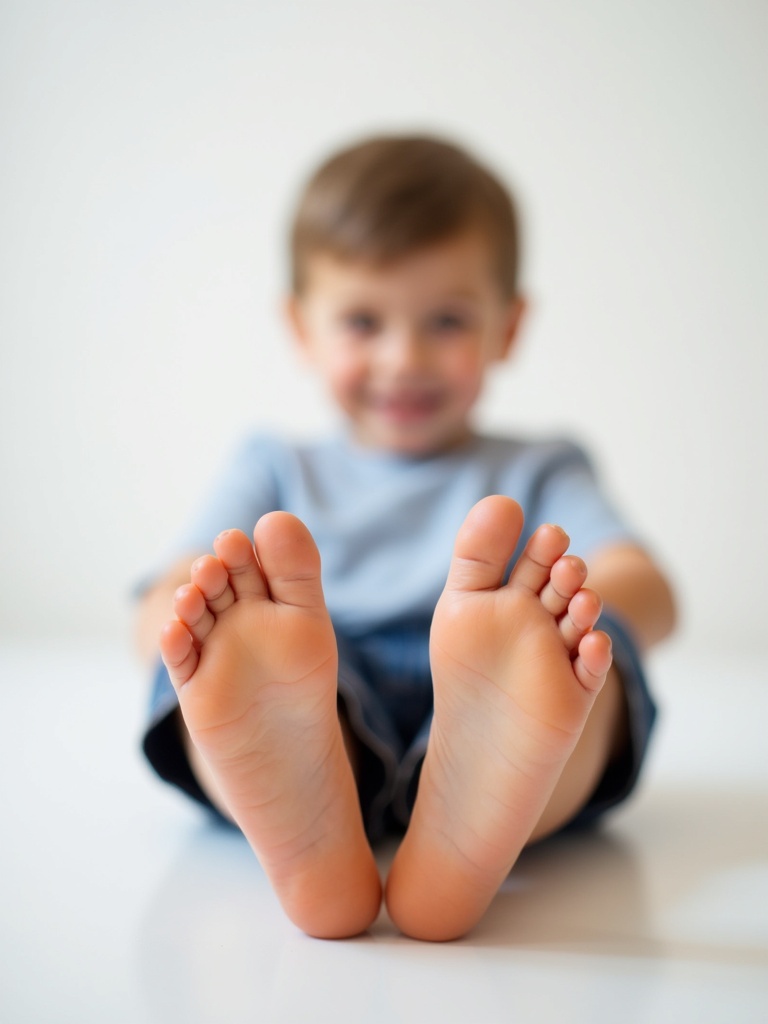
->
xmin=284 ymin=231 xmax=524 ymax=457
xmin=138 ymin=230 xmax=676 ymax=941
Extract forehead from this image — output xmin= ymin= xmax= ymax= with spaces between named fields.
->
xmin=302 ymin=231 xmax=500 ymax=304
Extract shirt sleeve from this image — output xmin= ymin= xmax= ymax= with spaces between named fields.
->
xmin=528 ymin=440 xmax=638 ymax=559
xmin=133 ymin=433 xmax=283 ymax=595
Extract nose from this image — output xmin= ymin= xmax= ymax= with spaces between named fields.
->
xmin=379 ymin=327 xmax=428 ymax=377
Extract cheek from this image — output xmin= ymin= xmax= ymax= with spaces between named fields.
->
xmin=445 ymin=348 xmax=488 ymax=394
xmin=324 ymin=351 xmax=367 ymax=399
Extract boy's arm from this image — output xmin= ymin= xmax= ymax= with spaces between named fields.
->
xmin=586 ymin=543 xmax=677 ymax=652
xmin=134 ymin=555 xmax=204 ymax=666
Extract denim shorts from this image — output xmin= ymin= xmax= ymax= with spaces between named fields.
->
xmin=141 ymin=611 xmax=657 ymax=842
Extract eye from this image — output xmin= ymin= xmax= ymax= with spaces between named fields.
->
xmin=342 ymin=310 xmax=380 ymax=335
xmin=428 ymin=310 xmax=470 ymax=334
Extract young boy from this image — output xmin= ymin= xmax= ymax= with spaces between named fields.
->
xmin=136 ymin=134 xmax=675 ymax=943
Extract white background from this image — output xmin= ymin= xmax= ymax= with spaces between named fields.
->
xmin=2 ymin=8 xmax=767 ymax=1020
xmin=2 ymin=0 xmax=766 ymax=652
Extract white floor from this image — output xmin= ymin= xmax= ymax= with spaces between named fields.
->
xmin=1 ymin=640 xmax=766 ymax=1024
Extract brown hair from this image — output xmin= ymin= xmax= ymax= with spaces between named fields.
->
xmin=289 ymin=134 xmax=521 ymax=298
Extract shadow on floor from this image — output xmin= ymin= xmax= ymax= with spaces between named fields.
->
xmin=135 ymin=788 xmax=768 ymax=1022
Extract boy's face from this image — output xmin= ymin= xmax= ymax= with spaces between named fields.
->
xmin=286 ymin=231 xmax=524 ymax=456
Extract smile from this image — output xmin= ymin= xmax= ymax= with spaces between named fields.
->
xmin=367 ymin=392 xmax=445 ymax=423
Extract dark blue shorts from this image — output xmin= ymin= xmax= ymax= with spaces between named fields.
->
xmin=141 ymin=611 xmax=657 ymax=842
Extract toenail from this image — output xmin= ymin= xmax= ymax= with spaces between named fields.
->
xmin=545 ymin=523 xmax=567 ymax=537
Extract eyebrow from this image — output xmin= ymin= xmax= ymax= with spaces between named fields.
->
xmin=330 ymin=287 xmax=482 ymax=308
xmin=434 ymin=291 xmax=482 ymax=304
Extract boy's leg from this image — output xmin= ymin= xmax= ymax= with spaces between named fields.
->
xmin=526 ymin=661 xmax=628 ymax=843
xmin=385 ymin=496 xmax=613 ymax=942
xmin=159 ymin=513 xmax=381 ymax=939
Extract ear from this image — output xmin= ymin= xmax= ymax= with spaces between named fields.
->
xmin=496 ymin=295 xmax=527 ymax=362
xmin=282 ymin=294 xmax=308 ymax=346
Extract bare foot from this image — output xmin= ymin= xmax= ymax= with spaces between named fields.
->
xmin=159 ymin=513 xmax=381 ymax=938
xmin=385 ymin=496 xmax=612 ymax=941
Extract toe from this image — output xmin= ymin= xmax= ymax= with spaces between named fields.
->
xmin=573 ymin=630 xmax=613 ymax=693
xmin=539 ymin=555 xmax=588 ymax=617
xmin=444 ymin=496 xmax=525 ymax=593
xmin=159 ymin=619 xmax=199 ymax=688
xmin=213 ymin=529 xmax=269 ymax=600
xmin=173 ymin=583 xmax=215 ymax=645
xmin=559 ymin=588 xmax=603 ymax=653
xmin=252 ymin=512 xmax=326 ymax=609
xmin=507 ymin=523 xmax=570 ymax=595
xmin=191 ymin=554 xmax=236 ymax=613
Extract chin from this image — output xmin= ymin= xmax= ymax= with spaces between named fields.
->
xmin=378 ymin=428 xmax=466 ymax=458
xmin=355 ymin=408 xmax=469 ymax=456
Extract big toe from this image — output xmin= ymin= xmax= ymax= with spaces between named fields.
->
xmin=252 ymin=512 xmax=326 ymax=610
xmin=444 ymin=496 xmax=525 ymax=593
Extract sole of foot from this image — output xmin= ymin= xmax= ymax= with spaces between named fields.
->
xmin=160 ymin=512 xmax=381 ymax=938
xmin=386 ymin=495 xmax=612 ymax=941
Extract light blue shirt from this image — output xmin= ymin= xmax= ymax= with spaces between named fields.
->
xmin=149 ymin=431 xmax=635 ymax=638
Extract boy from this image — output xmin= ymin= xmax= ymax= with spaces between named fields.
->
xmin=136 ymin=134 xmax=675 ymax=942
